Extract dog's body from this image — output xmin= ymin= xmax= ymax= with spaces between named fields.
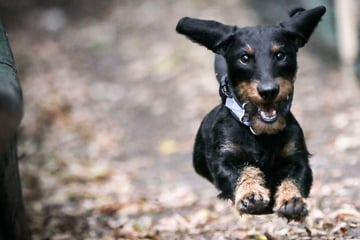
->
xmin=176 ymin=6 xmax=326 ymax=221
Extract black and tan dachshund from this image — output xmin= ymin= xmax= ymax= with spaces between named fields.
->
xmin=176 ymin=6 xmax=326 ymax=222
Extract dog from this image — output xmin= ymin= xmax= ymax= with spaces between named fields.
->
xmin=176 ymin=6 xmax=326 ymax=222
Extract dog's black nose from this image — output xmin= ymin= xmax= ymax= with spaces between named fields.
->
xmin=257 ymin=83 xmax=279 ymax=101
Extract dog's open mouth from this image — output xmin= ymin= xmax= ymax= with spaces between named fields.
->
xmin=244 ymin=94 xmax=292 ymax=126
xmin=258 ymin=104 xmax=278 ymax=123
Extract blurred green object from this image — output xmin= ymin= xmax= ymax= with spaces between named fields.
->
xmin=0 ymin=20 xmax=31 ymax=240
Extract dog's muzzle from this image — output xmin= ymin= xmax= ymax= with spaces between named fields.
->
xmin=254 ymin=94 xmax=292 ymax=123
xmin=221 ymin=75 xmax=293 ymax=134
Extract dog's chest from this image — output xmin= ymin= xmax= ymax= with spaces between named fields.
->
xmin=254 ymin=137 xmax=285 ymax=167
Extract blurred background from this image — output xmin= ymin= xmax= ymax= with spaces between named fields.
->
xmin=0 ymin=0 xmax=359 ymax=239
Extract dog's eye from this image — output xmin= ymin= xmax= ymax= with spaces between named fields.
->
xmin=275 ymin=51 xmax=286 ymax=61
xmin=239 ymin=54 xmax=251 ymax=65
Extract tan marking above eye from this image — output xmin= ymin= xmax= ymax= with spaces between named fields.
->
xmin=245 ymin=44 xmax=255 ymax=55
xmin=271 ymin=44 xmax=283 ymax=53
xmin=246 ymin=48 xmax=254 ymax=55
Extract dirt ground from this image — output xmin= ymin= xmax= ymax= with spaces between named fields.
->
xmin=1 ymin=0 xmax=359 ymax=239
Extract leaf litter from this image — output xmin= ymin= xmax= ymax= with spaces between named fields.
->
xmin=4 ymin=0 xmax=359 ymax=239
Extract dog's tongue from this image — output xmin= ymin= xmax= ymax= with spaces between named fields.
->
xmin=259 ymin=105 xmax=277 ymax=123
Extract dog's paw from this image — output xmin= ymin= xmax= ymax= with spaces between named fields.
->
xmin=234 ymin=167 xmax=270 ymax=214
xmin=236 ymin=191 xmax=270 ymax=214
xmin=274 ymin=196 xmax=308 ymax=222
xmin=274 ymin=179 xmax=308 ymax=222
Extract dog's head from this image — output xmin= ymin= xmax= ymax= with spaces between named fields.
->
xmin=176 ymin=6 xmax=326 ymax=135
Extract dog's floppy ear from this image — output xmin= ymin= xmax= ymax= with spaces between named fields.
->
xmin=280 ymin=6 xmax=326 ymax=47
xmin=176 ymin=17 xmax=235 ymax=55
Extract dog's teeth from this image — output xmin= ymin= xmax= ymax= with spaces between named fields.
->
xmin=260 ymin=109 xmax=277 ymax=122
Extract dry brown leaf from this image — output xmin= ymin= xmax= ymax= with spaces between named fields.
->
xmin=329 ymin=208 xmax=360 ymax=221
xmin=157 ymin=139 xmax=178 ymax=155
xmin=188 ymin=208 xmax=217 ymax=227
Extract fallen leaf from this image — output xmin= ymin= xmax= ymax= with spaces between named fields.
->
xmin=157 ymin=139 xmax=178 ymax=155
xmin=329 ymin=208 xmax=360 ymax=221
xmin=188 ymin=208 xmax=216 ymax=226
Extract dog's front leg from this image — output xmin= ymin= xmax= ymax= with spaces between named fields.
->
xmin=274 ymin=178 xmax=309 ymax=222
xmin=211 ymin=143 xmax=271 ymax=214
xmin=234 ymin=166 xmax=270 ymax=214
xmin=273 ymin=141 xmax=313 ymax=222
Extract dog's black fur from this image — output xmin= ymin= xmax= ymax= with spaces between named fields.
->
xmin=176 ymin=6 xmax=326 ymax=221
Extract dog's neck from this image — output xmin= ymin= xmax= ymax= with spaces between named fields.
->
xmin=220 ymin=75 xmax=256 ymax=134
xmin=224 ymin=97 xmax=257 ymax=135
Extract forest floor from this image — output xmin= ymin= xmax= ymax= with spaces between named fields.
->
xmin=2 ymin=0 xmax=359 ymax=239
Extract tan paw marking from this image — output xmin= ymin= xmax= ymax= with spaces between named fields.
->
xmin=234 ymin=166 xmax=270 ymax=214
xmin=274 ymin=179 xmax=308 ymax=222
